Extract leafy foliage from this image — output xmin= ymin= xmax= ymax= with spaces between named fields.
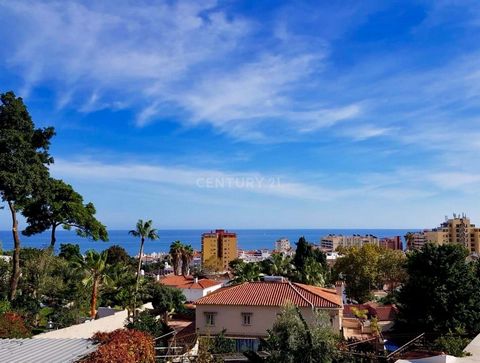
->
xmin=434 ymin=330 xmax=471 ymax=357
xmin=22 ymin=178 xmax=108 ymax=247
xmin=0 ymin=312 xmax=32 ymax=338
xmin=250 ymin=304 xmax=340 ymax=363
xmin=0 ymin=91 xmax=55 ymax=300
xmin=291 ymin=237 xmax=328 ymax=286
xmin=333 ymin=244 xmax=406 ymax=303
xmin=150 ymin=283 xmax=186 ymax=321
xmin=59 ymin=243 xmax=82 ymax=262
xmin=75 ymin=250 xmax=112 ymax=318
xmin=81 ymin=329 xmax=155 ymax=363
xmin=129 ymin=219 xmax=159 ymax=302
xmin=396 ymin=243 xmax=480 ymax=335
xmin=169 ymin=240 xmax=184 ymax=275
xmin=125 ymin=310 xmax=173 ymax=342
xmin=105 ymin=245 xmax=132 ymax=266
xmin=231 ymin=260 xmax=262 ymax=283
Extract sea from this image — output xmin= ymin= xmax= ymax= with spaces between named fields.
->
xmin=0 ymin=229 xmax=416 ymax=256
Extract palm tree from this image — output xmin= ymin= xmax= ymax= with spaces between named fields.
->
xmin=181 ymin=244 xmax=194 ymax=276
xmin=265 ymin=253 xmax=295 ymax=276
xmin=233 ymin=262 xmax=262 ymax=283
xmin=129 ymin=219 xmax=159 ymax=291
xmin=404 ymin=232 xmax=415 ymax=250
xmin=76 ymin=250 xmax=112 ymax=319
xmin=169 ymin=240 xmax=183 ymax=275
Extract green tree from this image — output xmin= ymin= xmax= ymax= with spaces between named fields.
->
xmin=58 ymin=243 xmax=82 ymax=262
xmin=105 ymin=245 xmax=132 ymax=266
xmin=262 ymin=253 xmax=295 ymax=277
xmin=129 ymin=220 xmax=159 ymax=295
xmin=181 ymin=244 xmax=194 ymax=276
xmin=333 ymin=244 xmax=406 ymax=303
xmin=125 ymin=310 xmax=173 ymax=341
xmin=169 ymin=240 xmax=183 ymax=275
xmin=0 ymin=91 xmax=55 ymax=300
xmin=22 ymin=178 xmax=108 ymax=248
xmin=150 ymin=284 xmax=186 ymax=322
xmin=249 ymin=304 xmax=339 ymax=363
xmin=292 ymin=237 xmax=328 ymax=285
xmin=76 ymin=250 xmax=112 ymax=319
xmin=396 ymin=243 xmax=480 ymax=335
xmin=232 ymin=260 xmax=262 ymax=283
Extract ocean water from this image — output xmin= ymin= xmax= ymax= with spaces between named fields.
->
xmin=0 ymin=229 xmax=415 ymax=256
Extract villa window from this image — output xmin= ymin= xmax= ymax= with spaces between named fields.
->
xmin=205 ymin=312 xmax=216 ymax=326
xmin=242 ymin=313 xmax=252 ymax=326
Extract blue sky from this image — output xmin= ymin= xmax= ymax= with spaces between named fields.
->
xmin=1 ymin=0 xmax=480 ymax=229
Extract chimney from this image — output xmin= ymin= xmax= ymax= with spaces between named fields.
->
xmin=194 ymin=277 xmax=199 ymax=284
xmin=335 ymin=281 xmax=344 ymax=305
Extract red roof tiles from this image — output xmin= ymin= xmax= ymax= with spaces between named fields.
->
xmin=195 ymin=281 xmax=342 ymax=308
xmin=159 ymin=275 xmax=222 ymax=290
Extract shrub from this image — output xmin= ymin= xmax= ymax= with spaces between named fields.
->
xmin=81 ymin=329 xmax=155 ymax=363
xmin=0 ymin=312 xmax=32 ymax=338
xmin=434 ymin=333 xmax=471 ymax=357
xmin=125 ymin=311 xmax=173 ymax=343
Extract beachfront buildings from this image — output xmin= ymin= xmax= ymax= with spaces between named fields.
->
xmin=406 ymin=215 xmax=480 ymax=253
xmin=275 ymin=238 xmax=291 ymax=253
xmin=195 ymin=278 xmax=343 ymax=351
xmin=201 ymin=229 xmax=238 ymax=270
xmin=379 ymin=236 xmax=403 ymax=250
xmin=424 ymin=214 xmax=480 ymax=253
xmin=406 ymin=232 xmax=427 ymax=250
xmin=320 ymin=234 xmax=379 ymax=251
xmin=238 ymin=249 xmax=271 ymax=263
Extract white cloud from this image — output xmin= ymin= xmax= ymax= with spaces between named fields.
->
xmin=0 ymin=0 xmax=360 ymax=140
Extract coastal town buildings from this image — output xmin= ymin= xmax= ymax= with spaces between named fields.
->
xmin=406 ymin=232 xmax=427 ymax=250
xmin=201 ymin=229 xmax=238 ymax=270
xmin=379 ymin=236 xmax=403 ymax=250
xmin=238 ymin=249 xmax=271 ymax=263
xmin=274 ymin=238 xmax=291 ymax=253
xmin=424 ymin=214 xmax=480 ymax=253
xmin=407 ymin=214 xmax=480 ymax=253
xmin=158 ymin=275 xmax=223 ymax=302
xmin=195 ymin=278 xmax=343 ymax=351
xmin=320 ymin=234 xmax=379 ymax=252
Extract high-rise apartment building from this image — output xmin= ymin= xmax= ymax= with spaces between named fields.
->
xmin=275 ymin=238 xmax=291 ymax=253
xmin=406 ymin=232 xmax=427 ymax=250
xmin=424 ymin=214 xmax=480 ymax=253
xmin=320 ymin=234 xmax=379 ymax=252
xmin=201 ymin=229 xmax=238 ymax=270
xmin=379 ymin=236 xmax=403 ymax=250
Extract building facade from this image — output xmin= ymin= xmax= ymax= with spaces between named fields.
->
xmin=379 ymin=236 xmax=403 ymax=250
xmin=320 ymin=234 xmax=379 ymax=252
xmin=195 ymin=279 xmax=343 ymax=351
xmin=424 ymin=214 xmax=480 ymax=253
xmin=275 ymin=238 xmax=291 ymax=253
xmin=201 ymin=229 xmax=238 ymax=270
xmin=158 ymin=275 xmax=223 ymax=302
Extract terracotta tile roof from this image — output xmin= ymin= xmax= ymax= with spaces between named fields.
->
xmin=159 ymin=275 xmax=222 ymax=290
xmin=195 ymin=281 xmax=342 ymax=308
xmin=343 ymin=303 xmax=397 ymax=321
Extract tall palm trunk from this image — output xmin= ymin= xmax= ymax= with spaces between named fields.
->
xmin=8 ymin=201 xmax=21 ymax=301
xmin=50 ymin=224 xmax=57 ymax=248
xmin=90 ymin=278 xmax=99 ymax=319
xmin=136 ymin=237 xmax=145 ymax=290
